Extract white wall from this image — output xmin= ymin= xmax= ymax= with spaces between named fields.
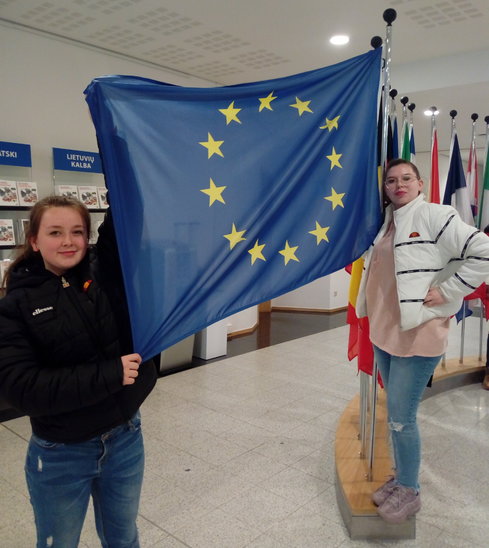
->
xmin=0 ymin=23 xmax=214 ymax=194
xmin=225 ymin=307 xmax=258 ymax=334
xmin=273 ymin=269 xmax=350 ymax=311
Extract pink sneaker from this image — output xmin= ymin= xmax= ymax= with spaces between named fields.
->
xmin=372 ymin=476 xmax=397 ymax=506
xmin=377 ymin=485 xmax=421 ymax=524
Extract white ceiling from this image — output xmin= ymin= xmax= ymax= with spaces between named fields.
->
xmin=1 ymin=0 xmax=488 ymax=157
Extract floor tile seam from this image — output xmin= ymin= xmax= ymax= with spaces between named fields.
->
xmin=244 ymin=450 xmax=319 ymax=475
xmin=252 ymin=428 xmax=323 ymax=450
xmin=186 ymin=399 xmax=307 ymax=432
xmin=228 ymin=511 xmax=307 ymax=543
xmin=250 ymin=456 xmax=334 ymax=491
xmin=168 ymin=505 xmax=264 ymax=545
xmin=138 ymin=508 xmax=214 ymax=546
xmin=153 ymin=429 xmax=251 ymax=457
xmin=133 ymin=513 xmax=174 ymax=538
xmin=178 ymin=444 xmax=253 ymax=467
xmin=0 ymin=476 xmax=30 ymax=500
xmin=0 ymin=424 xmax=30 ymax=444
xmin=249 ymin=497 xmax=344 ymax=543
xmin=215 ymin=482 xmax=305 ymax=518
xmin=268 ymin=396 xmax=351 ymax=416
xmin=288 ymin=460 xmax=336 ymax=485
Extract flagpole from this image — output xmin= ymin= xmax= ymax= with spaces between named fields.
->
xmin=408 ymin=102 xmax=416 ymax=163
xmin=400 ymin=96 xmax=409 ymax=160
xmin=355 ymin=34 xmax=384 ymax=458
xmin=400 ymin=95 xmax=408 ymax=122
xmin=468 ymin=112 xmax=485 ymax=362
xmin=367 ymin=7 xmax=396 ymax=482
xmin=389 ymin=88 xmax=398 ymax=160
xmin=469 ymin=113 xmax=479 ymax=224
xmin=380 ymin=13 xmax=395 ymax=173
xmin=429 ymin=109 xmax=447 ymax=366
xmin=479 ymin=115 xmax=489 ymax=230
xmin=480 ymin=296 xmax=484 ymax=362
xmin=429 ymin=106 xmax=439 ymax=203
xmin=451 ymin=111 xmax=468 ymax=364
xmin=450 ymin=109 xmax=457 ymax=142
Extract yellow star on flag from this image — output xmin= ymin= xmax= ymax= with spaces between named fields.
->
xmin=219 ymin=101 xmax=242 ymax=125
xmin=200 ymin=178 xmax=226 ymax=206
xmin=324 ymin=188 xmax=345 ymax=210
xmin=279 ymin=241 xmax=299 ymax=265
xmin=319 ymin=115 xmax=340 ymax=131
xmin=258 ymin=91 xmax=277 ymax=112
xmin=199 ymin=133 xmax=224 ymax=159
xmin=289 ymin=97 xmax=313 ymax=116
xmin=248 ymin=240 xmax=266 ymax=265
xmin=224 ymin=223 xmax=246 ymax=249
xmin=308 ymin=221 xmax=330 ymax=244
xmin=326 ymin=146 xmax=342 ymax=169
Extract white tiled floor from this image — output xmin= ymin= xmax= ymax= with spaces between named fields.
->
xmin=1 ymin=317 xmax=488 ymax=547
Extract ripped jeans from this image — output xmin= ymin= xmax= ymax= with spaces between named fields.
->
xmin=25 ymin=412 xmax=144 ymax=548
xmin=373 ymin=346 xmax=442 ymax=491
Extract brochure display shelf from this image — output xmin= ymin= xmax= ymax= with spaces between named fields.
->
xmin=0 ymin=165 xmax=34 ymax=261
xmin=53 ymin=168 xmax=108 ymax=244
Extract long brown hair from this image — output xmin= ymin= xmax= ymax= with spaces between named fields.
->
xmin=3 ymin=195 xmax=91 ymax=287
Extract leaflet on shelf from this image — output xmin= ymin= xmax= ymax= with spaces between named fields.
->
xmin=0 ymin=219 xmax=15 ymax=246
xmin=17 ymin=218 xmax=29 ymax=244
xmin=55 ymin=184 xmax=79 ymax=199
xmin=0 ymin=180 xmax=19 ymax=206
xmin=97 ymin=187 xmax=108 ymax=209
xmin=16 ymin=181 xmax=38 ymax=206
xmin=78 ymin=185 xmax=100 ymax=209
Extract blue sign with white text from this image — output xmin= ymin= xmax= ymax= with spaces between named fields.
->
xmin=0 ymin=141 xmax=32 ymax=167
xmin=53 ymin=147 xmax=103 ymax=173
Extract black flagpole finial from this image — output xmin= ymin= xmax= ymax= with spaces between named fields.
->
xmin=430 ymin=106 xmax=438 ymax=113
xmin=485 ymin=115 xmax=489 ymax=125
xmin=471 ymin=113 xmax=478 ymax=122
xmin=400 ymin=96 xmax=409 ymax=106
xmin=383 ymin=8 xmax=397 ymax=25
xmin=389 ymin=89 xmax=398 ymax=98
xmin=408 ymin=103 xmax=416 ymax=112
xmin=450 ymin=110 xmax=458 ymax=119
xmin=371 ymin=36 xmax=383 ymax=49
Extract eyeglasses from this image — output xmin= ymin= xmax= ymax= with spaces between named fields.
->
xmin=385 ymin=175 xmax=419 ymax=187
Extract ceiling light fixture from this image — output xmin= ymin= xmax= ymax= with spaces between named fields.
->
xmin=424 ymin=107 xmax=439 ymax=116
xmin=329 ymin=35 xmax=350 ymax=46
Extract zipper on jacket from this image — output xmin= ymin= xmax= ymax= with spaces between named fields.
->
xmin=60 ymin=275 xmax=110 ymax=359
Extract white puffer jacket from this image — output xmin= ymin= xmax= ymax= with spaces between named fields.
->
xmin=356 ymin=193 xmax=489 ymax=331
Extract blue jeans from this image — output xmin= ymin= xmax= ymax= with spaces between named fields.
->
xmin=25 ymin=412 xmax=144 ymax=548
xmin=374 ymin=346 xmax=441 ymax=491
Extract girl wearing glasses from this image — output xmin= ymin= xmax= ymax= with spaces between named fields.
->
xmin=356 ymin=158 xmax=489 ymax=524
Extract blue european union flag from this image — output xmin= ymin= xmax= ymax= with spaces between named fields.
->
xmin=84 ymin=48 xmax=382 ymax=359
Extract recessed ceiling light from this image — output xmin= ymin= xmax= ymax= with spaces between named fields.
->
xmin=424 ymin=108 xmax=439 ymax=116
xmin=330 ymin=35 xmax=350 ymax=46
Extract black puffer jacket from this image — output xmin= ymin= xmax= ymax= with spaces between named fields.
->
xmin=0 ymin=216 xmax=156 ymax=442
